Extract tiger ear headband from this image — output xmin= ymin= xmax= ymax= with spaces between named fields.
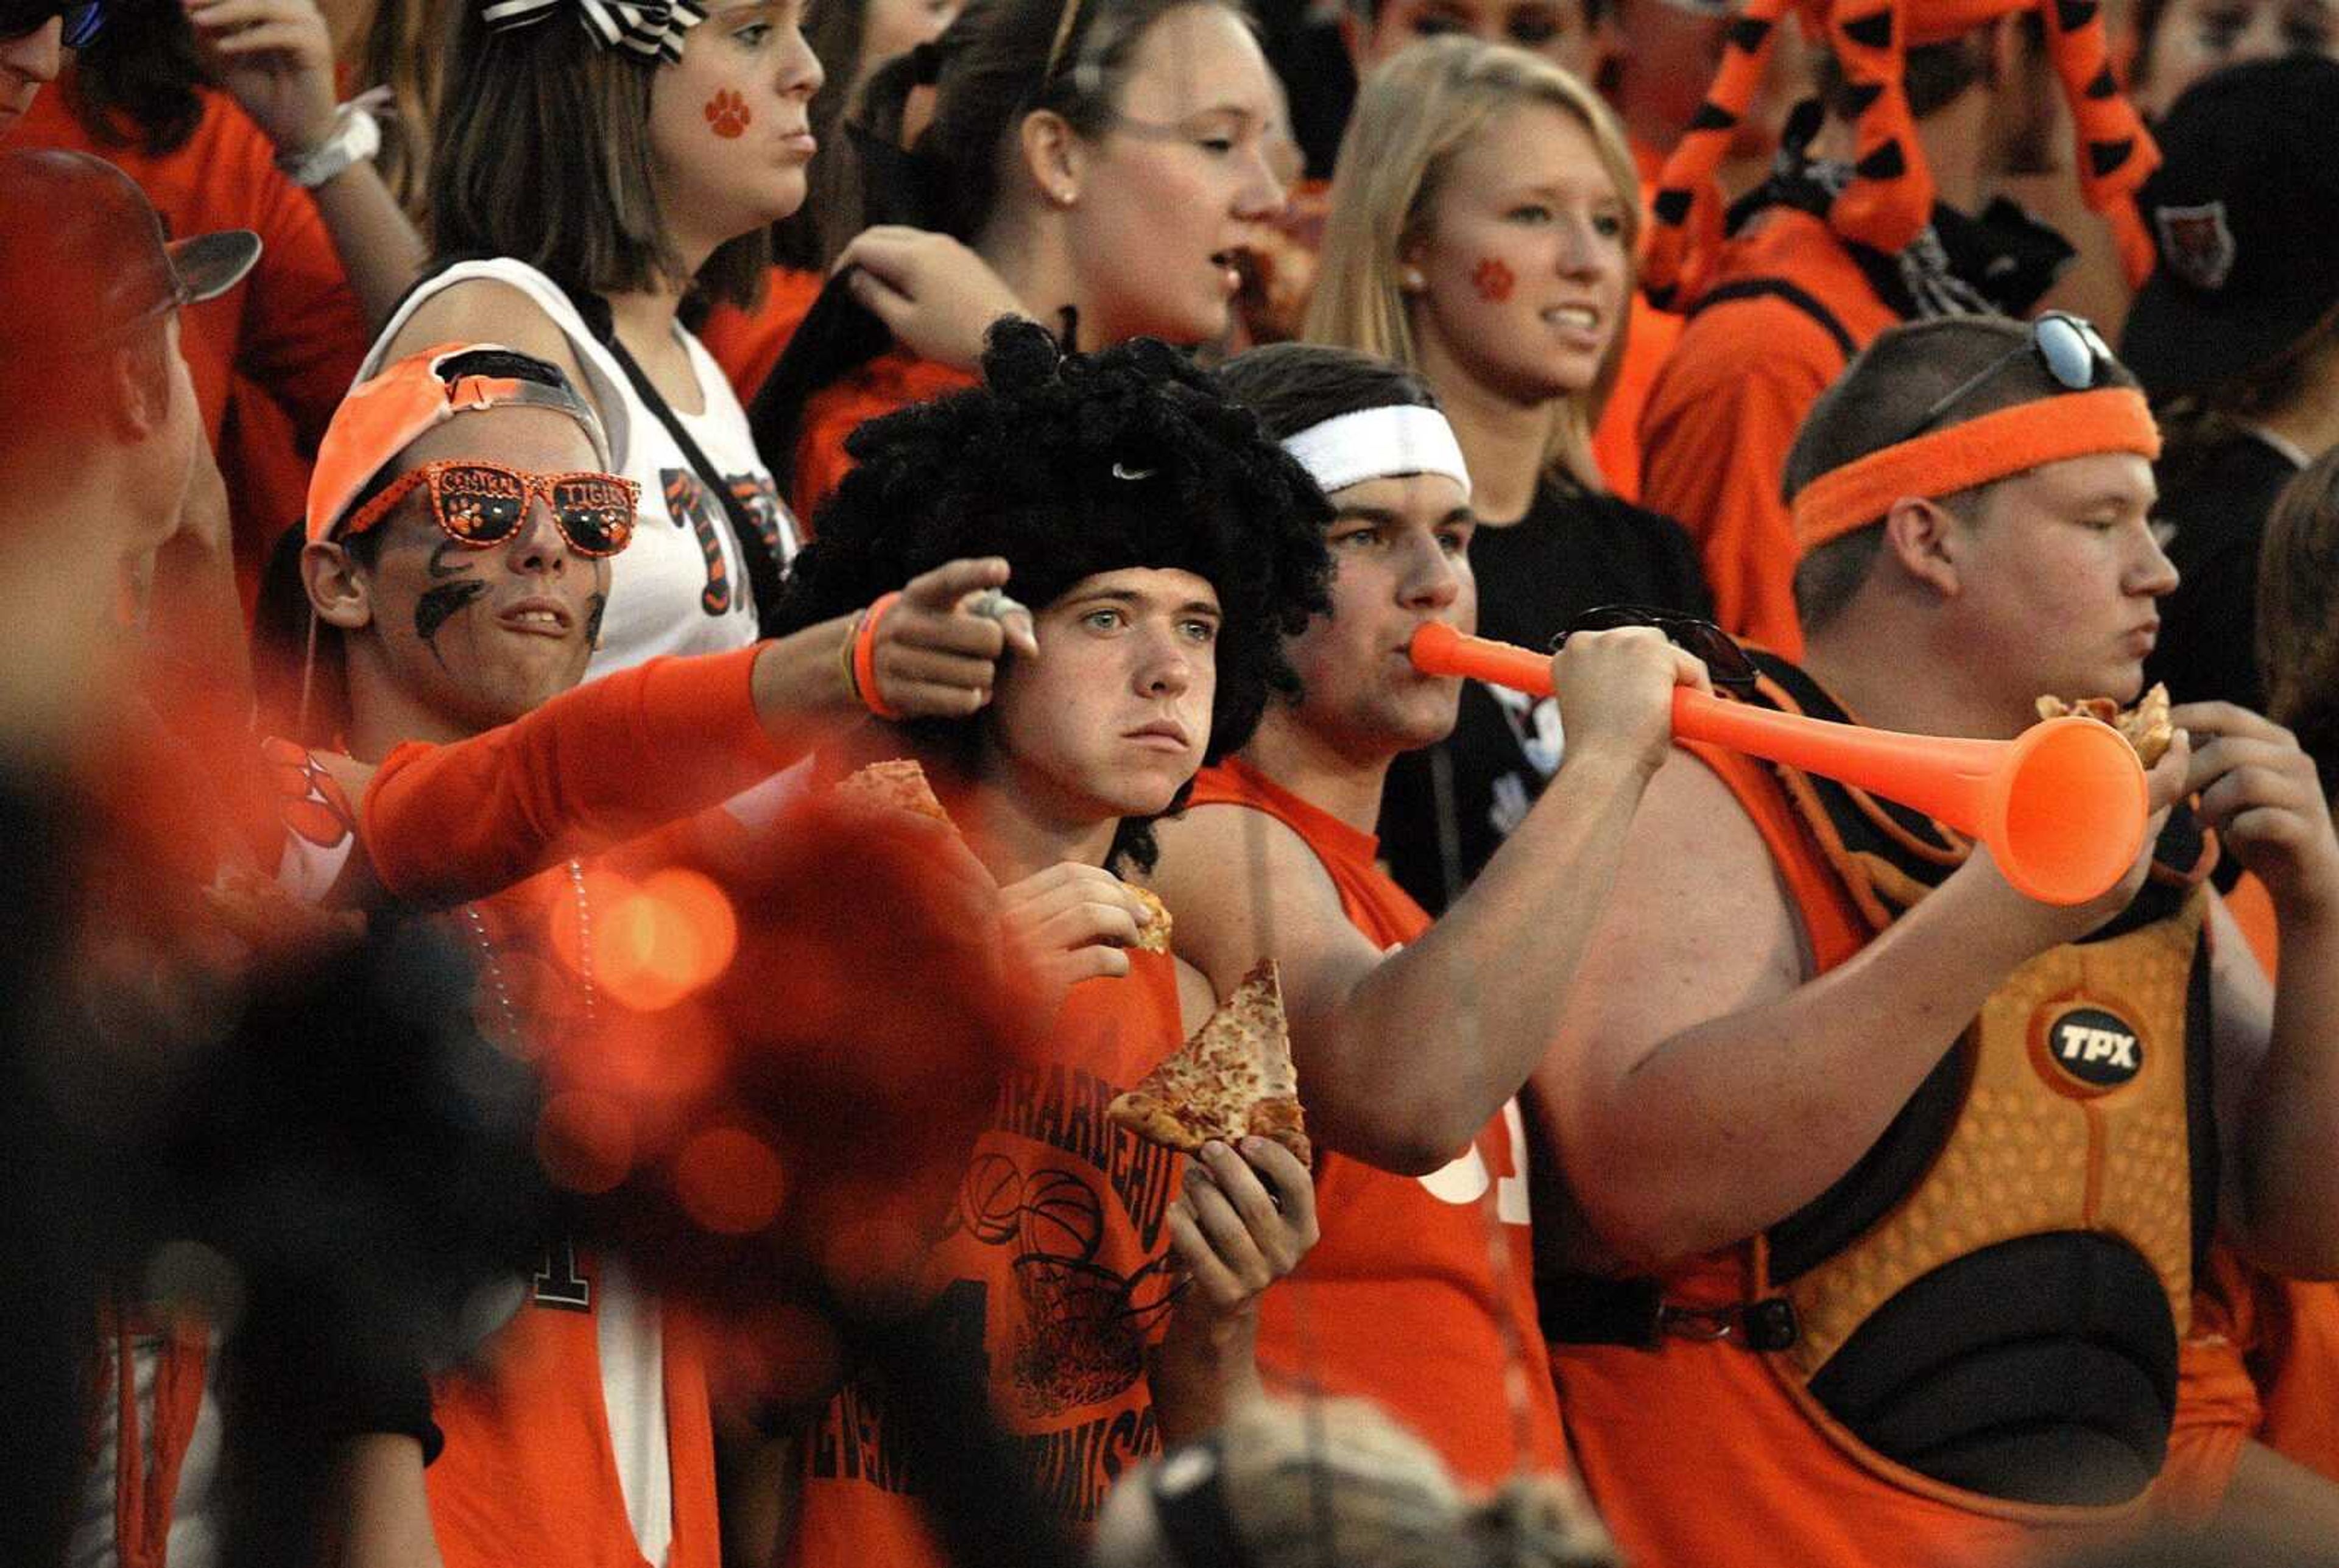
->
xmin=1641 ymin=0 xmax=2161 ymax=309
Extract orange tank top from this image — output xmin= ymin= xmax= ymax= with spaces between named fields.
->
xmin=428 ymin=1250 xmax=719 ymax=1568
xmin=426 ymin=875 xmax=719 ymax=1568
xmin=1180 ymin=759 xmax=1569 ymax=1489
xmin=1556 ymin=739 xmax=2233 ymax=1568
xmin=788 ymin=951 xmax=1189 ymax=1566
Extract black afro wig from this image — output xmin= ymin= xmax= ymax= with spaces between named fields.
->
xmin=774 ymin=321 xmax=1334 ymax=864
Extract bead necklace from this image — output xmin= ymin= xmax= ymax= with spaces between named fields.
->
xmin=459 ymin=858 xmax=596 ymax=1046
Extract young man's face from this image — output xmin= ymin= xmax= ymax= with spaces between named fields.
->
xmin=1283 ymin=472 xmax=1476 ymax=758
xmin=1347 ymin=0 xmax=1606 ymax=81
xmin=338 ymin=408 xmax=616 ymax=737
xmin=984 ymin=566 xmax=1223 ymax=822
xmin=0 ymin=16 xmax=63 ymax=141
xmin=1945 ymin=450 xmax=2178 ymax=718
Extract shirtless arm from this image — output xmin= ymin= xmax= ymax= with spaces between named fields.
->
xmin=1149 ymin=629 xmax=1699 ymax=1176
xmin=1534 ymin=740 xmax=2189 ymax=1272
xmin=326 ymin=1433 xmax=442 ymax=1568
xmin=2188 ymin=702 xmax=2339 ymax=1278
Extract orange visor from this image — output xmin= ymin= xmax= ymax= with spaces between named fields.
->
xmin=306 ymin=342 xmax=610 ymax=545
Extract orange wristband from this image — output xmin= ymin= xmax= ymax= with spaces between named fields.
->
xmin=853 ymin=591 xmax=905 ymax=720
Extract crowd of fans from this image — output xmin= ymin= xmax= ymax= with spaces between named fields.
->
xmin=5 ymin=0 xmax=2339 ymax=1562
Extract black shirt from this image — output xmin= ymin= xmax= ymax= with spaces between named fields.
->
xmin=1378 ymin=479 xmax=1712 ymax=915
xmin=2144 ymin=425 xmax=2307 ymax=715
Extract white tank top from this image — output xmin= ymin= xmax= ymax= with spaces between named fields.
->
xmin=361 ymin=258 xmax=796 ymax=677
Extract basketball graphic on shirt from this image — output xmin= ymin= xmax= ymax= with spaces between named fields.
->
xmin=1018 ymin=1169 xmax=1104 ymax=1264
xmin=958 ymin=1152 xmax=1024 ymax=1245
xmin=1006 ymin=1251 xmax=1147 ymax=1419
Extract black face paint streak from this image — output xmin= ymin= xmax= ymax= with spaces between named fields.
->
xmin=428 ymin=538 xmax=479 ymax=580
xmin=415 ymin=581 xmax=488 ymax=664
xmin=584 ymin=592 xmax=607 ymax=649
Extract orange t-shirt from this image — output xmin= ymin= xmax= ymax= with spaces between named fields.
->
xmin=789 ymin=350 xmax=978 ymax=529
xmin=696 ymin=266 xmax=825 ymax=408
xmin=1635 ymin=208 xmax=1902 ymax=657
xmin=1180 ymin=758 xmax=1569 ymax=1489
xmin=18 ymin=79 xmax=372 ymax=611
xmin=1554 ymin=740 xmax=2237 ymax=1568
xmin=788 ymin=951 xmax=1188 ymax=1566
xmin=1589 ymin=294 xmax=1681 ymax=505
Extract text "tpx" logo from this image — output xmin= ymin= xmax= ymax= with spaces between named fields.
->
xmin=2048 ymin=1007 xmax=2143 ymax=1089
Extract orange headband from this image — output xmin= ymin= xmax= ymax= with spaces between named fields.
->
xmin=1790 ymin=387 xmax=2161 ymax=554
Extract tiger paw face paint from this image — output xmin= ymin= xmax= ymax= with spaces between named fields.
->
xmin=704 ymin=89 xmax=752 ymax=139
xmin=1471 ymin=256 xmax=1517 ymax=302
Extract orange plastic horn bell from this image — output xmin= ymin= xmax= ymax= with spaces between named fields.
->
xmin=1408 ymin=622 xmax=2147 ymax=906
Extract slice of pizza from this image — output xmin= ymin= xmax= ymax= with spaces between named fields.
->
xmin=836 ymin=758 xmax=954 ymax=826
xmin=2034 ymin=682 xmax=2175 ymax=767
xmin=1108 ymin=957 xmax=1310 ymax=1168
xmin=1126 ymin=884 xmax=1171 ymax=954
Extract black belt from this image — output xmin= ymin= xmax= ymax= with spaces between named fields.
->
xmin=1540 ymin=1274 xmax=1799 ymax=1353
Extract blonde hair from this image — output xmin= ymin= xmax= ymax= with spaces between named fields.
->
xmin=1092 ymin=1399 xmax=1620 ymax=1568
xmin=1303 ymin=37 xmax=1640 ymax=493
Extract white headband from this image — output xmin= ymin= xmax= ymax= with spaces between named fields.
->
xmin=1280 ymin=405 xmax=1472 ymax=503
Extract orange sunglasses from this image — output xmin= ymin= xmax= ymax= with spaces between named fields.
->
xmin=338 ymin=460 xmax=639 ymax=558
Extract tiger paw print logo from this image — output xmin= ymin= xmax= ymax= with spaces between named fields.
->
xmin=262 ymin=736 xmax=355 ymax=850
xmin=956 ymin=1154 xmax=1176 ymax=1419
xmin=704 ymin=90 xmax=752 ymax=139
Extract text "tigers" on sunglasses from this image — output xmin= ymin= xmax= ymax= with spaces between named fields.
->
xmin=339 ymin=460 xmax=638 ymax=557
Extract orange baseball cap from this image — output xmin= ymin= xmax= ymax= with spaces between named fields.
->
xmin=306 ymin=342 xmax=611 ymax=544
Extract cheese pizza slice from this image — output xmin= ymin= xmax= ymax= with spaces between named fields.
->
xmin=835 ymin=758 xmax=955 ymax=825
xmin=1108 ymin=957 xmax=1310 ymax=1167
xmin=1126 ymin=884 xmax=1172 ymax=954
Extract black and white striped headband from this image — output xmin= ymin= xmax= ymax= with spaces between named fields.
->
xmin=481 ymin=0 xmax=707 ymax=64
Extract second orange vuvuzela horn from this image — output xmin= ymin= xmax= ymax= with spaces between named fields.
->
xmin=1408 ymin=622 xmax=2148 ymax=907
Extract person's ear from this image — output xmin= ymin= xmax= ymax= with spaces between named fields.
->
xmin=1018 ymin=107 xmax=1084 ymax=209
xmin=108 ymin=340 xmax=173 ymax=443
xmin=1881 ymin=494 xmax=1966 ymax=599
xmin=302 ymin=540 xmax=376 ymax=631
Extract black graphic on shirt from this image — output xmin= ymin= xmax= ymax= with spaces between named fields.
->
xmin=659 ymin=468 xmax=789 ymax=618
xmin=805 ymin=1063 xmax=1184 ymax=1516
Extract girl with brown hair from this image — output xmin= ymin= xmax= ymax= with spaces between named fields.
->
xmin=364 ymin=0 xmax=821 ymax=669
xmin=755 ymin=0 xmax=1293 ymax=524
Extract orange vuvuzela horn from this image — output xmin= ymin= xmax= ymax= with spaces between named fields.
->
xmin=1409 ymin=622 xmax=2148 ymax=907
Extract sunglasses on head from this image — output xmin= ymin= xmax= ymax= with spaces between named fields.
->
xmin=1 ymin=0 xmax=102 ymax=44
xmin=1894 ymin=312 xmax=2117 ymax=445
xmin=338 ymin=460 xmax=638 ymax=557
xmin=1550 ymin=603 xmax=1760 ymax=692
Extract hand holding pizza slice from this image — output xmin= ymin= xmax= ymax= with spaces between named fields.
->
xmin=2035 ymin=681 xmax=2176 ymax=766
xmin=1109 ymin=958 xmax=1311 ymax=1169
